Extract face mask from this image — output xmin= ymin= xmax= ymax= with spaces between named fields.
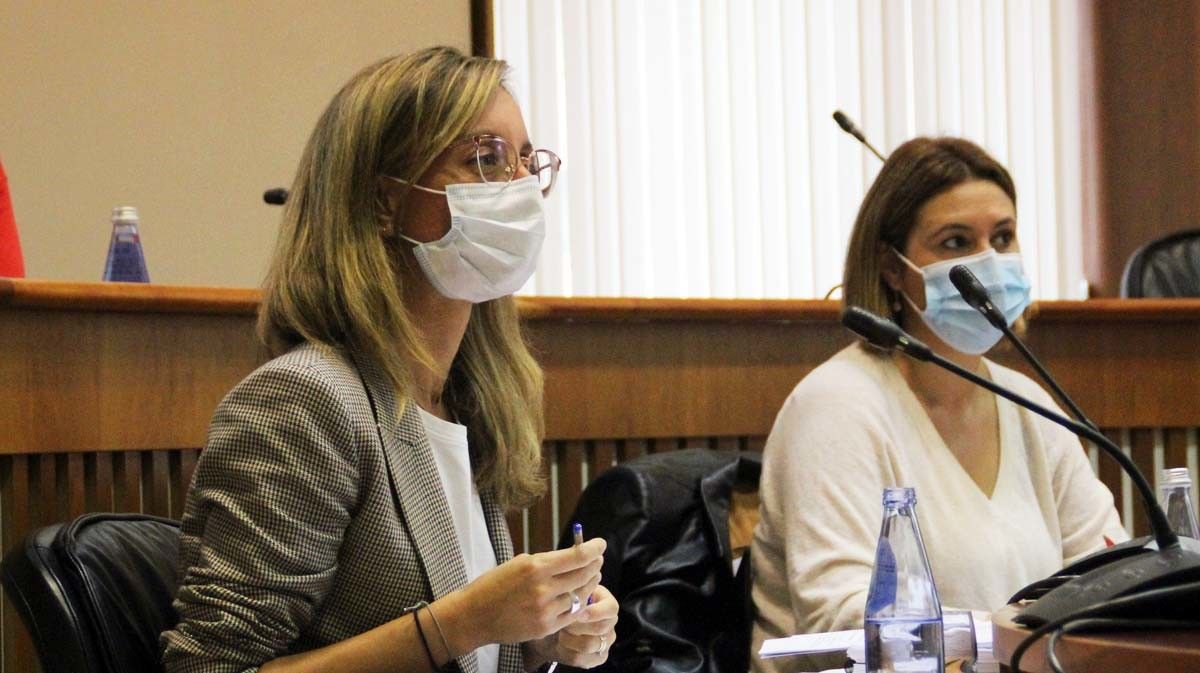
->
xmin=391 ymin=175 xmax=546 ymax=303
xmin=894 ymin=248 xmax=1032 ymax=355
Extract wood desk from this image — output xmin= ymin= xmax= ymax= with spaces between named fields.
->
xmin=992 ymin=603 xmax=1200 ymax=672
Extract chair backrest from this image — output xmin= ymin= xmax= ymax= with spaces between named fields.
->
xmin=562 ymin=448 xmax=761 ymax=673
xmin=1120 ymin=228 xmax=1200 ymax=297
xmin=1 ymin=512 xmax=181 ymax=673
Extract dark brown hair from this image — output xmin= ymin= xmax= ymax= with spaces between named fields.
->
xmin=842 ymin=136 xmax=1016 ymax=321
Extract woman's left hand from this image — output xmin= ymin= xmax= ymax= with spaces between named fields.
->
xmin=523 ymin=584 xmax=619 ymax=670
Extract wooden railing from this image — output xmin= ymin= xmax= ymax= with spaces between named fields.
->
xmin=2 ymin=279 xmax=1199 ymax=672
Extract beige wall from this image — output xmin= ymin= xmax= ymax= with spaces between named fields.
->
xmin=1 ymin=1 xmax=470 ymax=287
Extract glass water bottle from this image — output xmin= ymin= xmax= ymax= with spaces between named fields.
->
xmin=1159 ymin=467 xmax=1200 ymax=539
xmin=864 ymin=487 xmax=944 ymax=673
xmin=102 ymin=205 xmax=150 ymax=282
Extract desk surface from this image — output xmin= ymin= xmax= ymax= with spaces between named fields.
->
xmin=992 ymin=604 xmax=1200 ymax=673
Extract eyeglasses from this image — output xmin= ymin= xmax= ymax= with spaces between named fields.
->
xmin=466 ymin=134 xmax=561 ymax=197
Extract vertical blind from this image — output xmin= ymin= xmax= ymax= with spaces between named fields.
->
xmin=495 ymin=0 xmax=1086 ymax=300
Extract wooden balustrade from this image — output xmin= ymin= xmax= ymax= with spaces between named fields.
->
xmin=2 ymin=279 xmax=1199 ymax=673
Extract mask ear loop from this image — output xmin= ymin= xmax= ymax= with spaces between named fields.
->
xmin=378 ymin=175 xmax=444 ymax=248
xmin=887 ymin=247 xmax=923 ymax=317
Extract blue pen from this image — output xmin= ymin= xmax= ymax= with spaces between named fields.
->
xmin=548 ymin=523 xmax=588 ymax=673
xmin=572 ymin=523 xmax=595 ymax=607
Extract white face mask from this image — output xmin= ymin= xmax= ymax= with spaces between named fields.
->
xmin=391 ymin=175 xmax=546 ymax=303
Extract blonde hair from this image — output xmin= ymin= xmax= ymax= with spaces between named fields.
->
xmin=258 ymin=46 xmax=545 ymax=510
xmin=842 ymin=137 xmax=1017 ymax=323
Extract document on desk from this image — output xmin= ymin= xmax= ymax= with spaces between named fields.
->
xmin=759 ymin=610 xmax=996 ymax=673
xmin=759 ymin=629 xmax=862 ymax=659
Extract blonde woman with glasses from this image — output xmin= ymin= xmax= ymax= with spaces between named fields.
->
xmin=162 ymin=47 xmax=617 ymax=673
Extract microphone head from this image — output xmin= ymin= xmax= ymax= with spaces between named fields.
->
xmin=840 ymin=306 xmax=902 ymax=350
xmin=263 ymin=188 xmax=289 ymax=205
xmin=841 ymin=306 xmax=935 ymax=361
xmin=948 ymin=264 xmax=1006 ymax=329
xmin=832 ymin=110 xmax=855 ymax=133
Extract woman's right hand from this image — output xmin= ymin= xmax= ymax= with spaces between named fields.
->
xmin=449 ymin=538 xmax=606 ymax=648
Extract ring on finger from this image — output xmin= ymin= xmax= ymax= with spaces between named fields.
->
xmin=595 ymin=634 xmax=606 ymax=654
xmin=569 ymin=591 xmax=581 ymax=614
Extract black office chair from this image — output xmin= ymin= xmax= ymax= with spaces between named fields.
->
xmin=1120 ymin=228 xmax=1200 ymax=297
xmin=1 ymin=512 xmax=181 ymax=673
xmin=559 ymin=448 xmax=762 ymax=673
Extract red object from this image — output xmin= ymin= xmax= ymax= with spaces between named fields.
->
xmin=1104 ymin=535 xmax=1116 ymax=547
xmin=0 ymin=158 xmax=26 ymax=277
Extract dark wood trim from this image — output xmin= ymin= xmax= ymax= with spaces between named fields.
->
xmin=470 ymin=0 xmax=494 ymax=58
xmin=515 ymin=296 xmax=841 ymax=323
xmin=0 ymin=279 xmax=259 ymax=315
xmin=7 ymin=279 xmax=1200 ymax=323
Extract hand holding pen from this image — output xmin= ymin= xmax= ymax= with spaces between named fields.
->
xmin=548 ymin=524 xmax=596 ymax=673
xmin=447 ymin=530 xmax=605 ymax=655
xmin=567 ymin=523 xmax=593 ymax=614
xmin=542 ymin=523 xmax=619 ymax=671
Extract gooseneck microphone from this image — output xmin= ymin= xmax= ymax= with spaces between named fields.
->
xmin=832 ymin=110 xmax=886 ymax=162
xmin=947 ymin=265 xmax=1098 ymax=431
xmin=263 ymin=188 xmax=289 ymax=205
xmin=839 ymin=307 xmax=1200 ymax=628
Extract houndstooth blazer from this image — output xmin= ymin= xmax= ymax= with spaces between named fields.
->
xmin=160 ymin=342 xmax=524 ymax=673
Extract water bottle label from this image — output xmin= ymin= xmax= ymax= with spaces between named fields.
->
xmin=866 ymin=537 xmax=897 ymax=614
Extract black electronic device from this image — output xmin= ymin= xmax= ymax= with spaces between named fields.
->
xmin=263 ymin=188 xmax=289 ymax=205
xmin=839 ymin=306 xmax=1200 ymax=626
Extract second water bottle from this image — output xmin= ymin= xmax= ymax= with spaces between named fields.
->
xmin=864 ymin=486 xmax=943 ymax=673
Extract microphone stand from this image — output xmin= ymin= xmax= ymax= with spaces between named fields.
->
xmin=840 ymin=307 xmax=1200 ymax=629
xmin=948 ymin=265 xmax=1166 ymax=596
xmin=832 ymin=110 xmax=887 ymax=162
xmin=948 ymin=265 xmax=1097 ymax=430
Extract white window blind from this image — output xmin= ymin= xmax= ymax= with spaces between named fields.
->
xmin=496 ymin=0 xmax=1087 ymax=300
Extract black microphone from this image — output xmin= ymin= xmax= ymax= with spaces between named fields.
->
xmin=263 ymin=188 xmax=289 ymax=205
xmin=841 ymin=305 xmax=932 ymax=360
xmin=832 ymin=110 xmax=886 ymax=162
xmin=839 ymin=307 xmax=1200 ymax=626
xmin=948 ymin=265 xmax=1098 ymax=431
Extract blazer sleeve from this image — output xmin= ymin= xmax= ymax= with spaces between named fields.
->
xmin=161 ymin=362 xmax=363 ymax=673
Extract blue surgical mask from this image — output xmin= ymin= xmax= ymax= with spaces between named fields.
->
xmin=895 ymin=248 xmax=1032 ymax=355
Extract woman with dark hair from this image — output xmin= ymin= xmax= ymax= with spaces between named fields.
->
xmin=749 ymin=137 xmax=1125 ymax=663
xmin=161 ymin=47 xmax=617 ymax=673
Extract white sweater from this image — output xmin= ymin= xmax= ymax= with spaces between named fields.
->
xmin=750 ymin=344 xmax=1126 ymax=668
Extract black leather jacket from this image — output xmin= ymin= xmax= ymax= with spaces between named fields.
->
xmin=559 ymin=449 xmax=762 ymax=673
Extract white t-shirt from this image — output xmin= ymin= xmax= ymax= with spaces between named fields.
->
xmin=418 ymin=407 xmax=499 ymax=673
xmin=750 ymin=344 xmax=1126 ymax=672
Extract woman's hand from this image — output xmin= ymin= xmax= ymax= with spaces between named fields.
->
xmin=446 ymin=538 xmax=606 ymax=651
xmin=524 ymin=584 xmax=619 ymax=670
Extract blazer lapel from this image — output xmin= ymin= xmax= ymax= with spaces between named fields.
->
xmin=353 ymin=353 xmax=479 ymax=673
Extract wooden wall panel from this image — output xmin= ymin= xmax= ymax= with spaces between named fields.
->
xmin=1089 ymin=0 xmax=1200 ymax=296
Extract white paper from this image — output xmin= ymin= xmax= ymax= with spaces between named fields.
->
xmin=759 ymin=629 xmax=861 ymax=659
